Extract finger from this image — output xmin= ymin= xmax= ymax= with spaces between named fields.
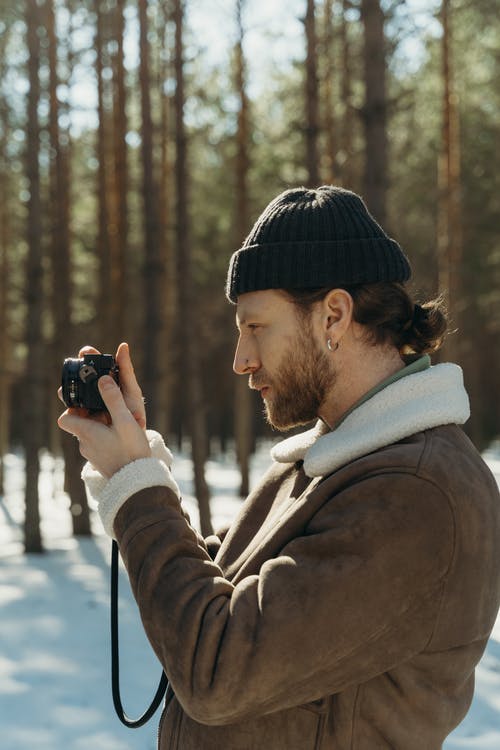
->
xmin=116 ymin=343 xmax=142 ymax=396
xmin=115 ymin=343 xmax=147 ymax=428
xmin=78 ymin=344 xmax=101 ymax=358
xmin=98 ymin=375 xmax=132 ymax=423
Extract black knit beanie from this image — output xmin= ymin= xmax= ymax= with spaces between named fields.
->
xmin=226 ymin=185 xmax=411 ymax=303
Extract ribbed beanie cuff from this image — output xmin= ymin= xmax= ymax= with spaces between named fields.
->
xmin=226 ymin=186 xmax=411 ymax=302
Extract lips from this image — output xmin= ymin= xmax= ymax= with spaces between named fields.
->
xmin=249 ymin=379 xmax=271 ymax=398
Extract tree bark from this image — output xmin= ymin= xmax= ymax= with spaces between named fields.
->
xmin=0 ymin=115 xmax=10 ymax=497
xmin=110 ymin=0 xmax=128 ymax=343
xmin=158 ymin=0 xmax=177 ymax=438
xmin=437 ymin=0 xmax=462 ymax=363
xmin=173 ymin=0 xmax=212 ymax=535
xmin=24 ymin=0 xmax=44 ymax=553
xmin=139 ymin=0 xmax=164 ymax=429
xmin=0 ymin=26 xmax=11 ymax=495
xmin=360 ymin=0 xmax=388 ymax=223
xmin=234 ymin=0 xmax=253 ymax=497
xmin=321 ymin=0 xmax=336 ymax=184
xmin=304 ymin=0 xmax=320 ymax=186
xmin=95 ymin=0 xmax=113 ymax=348
xmin=47 ymin=0 xmax=92 ymax=536
xmin=339 ymin=0 xmax=353 ymax=187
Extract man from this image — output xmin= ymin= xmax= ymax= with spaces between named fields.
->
xmin=59 ymin=186 xmax=500 ymax=749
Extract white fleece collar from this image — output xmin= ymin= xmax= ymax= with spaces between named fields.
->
xmin=271 ymin=363 xmax=470 ymax=478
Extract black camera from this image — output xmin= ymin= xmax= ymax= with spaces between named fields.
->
xmin=61 ymin=354 xmax=119 ymax=412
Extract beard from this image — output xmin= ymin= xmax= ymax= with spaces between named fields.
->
xmin=251 ymin=325 xmax=336 ymax=431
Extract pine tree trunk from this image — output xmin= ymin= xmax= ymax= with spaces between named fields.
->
xmin=158 ymin=0 xmax=177 ymax=439
xmin=233 ymin=0 xmax=253 ymax=497
xmin=110 ymin=0 xmax=127 ymax=342
xmin=322 ymin=0 xmax=336 ymax=184
xmin=360 ymin=0 xmax=388 ymax=223
xmin=139 ymin=0 xmax=164 ymax=429
xmin=95 ymin=0 xmax=113 ymax=348
xmin=437 ymin=0 xmax=462 ymax=363
xmin=47 ymin=0 xmax=92 ymax=536
xmin=0 ymin=124 xmax=10 ymax=496
xmin=0 ymin=22 xmax=9 ymax=495
xmin=173 ymin=0 xmax=212 ymax=536
xmin=339 ymin=0 xmax=353 ymax=187
xmin=24 ymin=0 xmax=44 ymax=553
xmin=304 ymin=0 xmax=320 ymax=186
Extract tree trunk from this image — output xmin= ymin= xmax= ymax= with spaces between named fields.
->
xmin=110 ymin=0 xmax=127 ymax=343
xmin=233 ymin=0 xmax=253 ymax=497
xmin=360 ymin=0 xmax=388 ymax=223
xmin=304 ymin=0 xmax=320 ymax=186
xmin=158 ymin=0 xmax=177 ymax=438
xmin=24 ymin=0 xmax=44 ymax=553
xmin=0 ymin=25 xmax=11 ymax=494
xmin=0 ymin=119 xmax=10 ymax=497
xmin=321 ymin=0 xmax=336 ymax=184
xmin=47 ymin=0 xmax=91 ymax=536
xmin=437 ymin=0 xmax=462 ymax=363
xmin=95 ymin=0 xmax=113 ymax=348
xmin=173 ymin=0 xmax=212 ymax=535
xmin=339 ymin=0 xmax=353 ymax=187
xmin=139 ymin=0 xmax=164 ymax=429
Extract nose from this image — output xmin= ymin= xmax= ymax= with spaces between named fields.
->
xmin=233 ymin=335 xmax=260 ymax=375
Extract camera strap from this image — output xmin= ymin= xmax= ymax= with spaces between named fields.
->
xmin=111 ymin=539 xmax=169 ymax=728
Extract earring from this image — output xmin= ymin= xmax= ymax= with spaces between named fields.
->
xmin=327 ymin=339 xmax=338 ymax=352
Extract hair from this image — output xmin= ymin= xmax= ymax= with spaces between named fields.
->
xmin=283 ymin=282 xmax=448 ymax=357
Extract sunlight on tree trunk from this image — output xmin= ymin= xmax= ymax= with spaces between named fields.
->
xmin=233 ymin=0 xmax=253 ymax=498
xmin=24 ymin=0 xmax=44 ymax=553
xmin=140 ymin=0 xmax=166 ymax=430
xmin=47 ymin=0 xmax=91 ymax=536
xmin=360 ymin=0 xmax=388 ymax=223
xmin=437 ymin=0 xmax=462 ymax=364
xmin=321 ymin=0 xmax=337 ymax=184
xmin=110 ymin=0 xmax=128 ymax=345
xmin=339 ymin=0 xmax=353 ymax=188
xmin=0 ymin=117 xmax=10 ymax=497
xmin=157 ymin=0 xmax=177 ymax=439
xmin=174 ymin=0 xmax=212 ymax=536
xmin=304 ymin=0 xmax=320 ymax=187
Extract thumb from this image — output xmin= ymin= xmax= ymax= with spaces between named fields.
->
xmin=98 ymin=375 xmax=129 ymax=421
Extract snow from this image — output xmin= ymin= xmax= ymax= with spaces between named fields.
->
xmin=0 ymin=445 xmax=499 ymax=749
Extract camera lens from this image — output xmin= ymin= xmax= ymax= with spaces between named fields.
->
xmin=61 ymin=358 xmax=83 ymax=408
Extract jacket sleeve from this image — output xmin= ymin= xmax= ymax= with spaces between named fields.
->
xmin=113 ymin=471 xmax=455 ymax=726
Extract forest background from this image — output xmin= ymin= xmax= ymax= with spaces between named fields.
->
xmin=0 ymin=0 xmax=499 ymax=551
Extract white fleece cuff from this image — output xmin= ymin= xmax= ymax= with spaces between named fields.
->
xmin=81 ymin=428 xmax=175 ymax=507
xmin=146 ymin=429 xmax=174 ymax=467
xmin=81 ymin=461 xmax=108 ymax=500
xmin=97 ymin=457 xmax=181 ymax=538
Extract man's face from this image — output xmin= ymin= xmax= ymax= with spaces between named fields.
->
xmin=234 ymin=290 xmax=335 ymax=430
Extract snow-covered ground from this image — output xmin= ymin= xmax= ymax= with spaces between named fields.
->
xmin=0 ymin=444 xmax=499 ymax=749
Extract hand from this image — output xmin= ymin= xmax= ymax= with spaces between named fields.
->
xmin=58 ymin=374 xmax=151 ymax=478
xmin=58 ymin=342 xmax=147 ymax=429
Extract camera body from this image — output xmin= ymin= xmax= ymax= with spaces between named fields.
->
xmin=61 ymin=354 xmax=119 ymax=412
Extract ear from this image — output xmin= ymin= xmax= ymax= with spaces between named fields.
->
xmin=320 ymin=289 xmax=354 ymax=343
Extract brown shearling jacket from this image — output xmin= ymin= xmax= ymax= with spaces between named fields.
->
xmin=91 ymin=364 xmax=500 ymax=749
xmin=113 ymin=421 xmax=500 ymax=750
